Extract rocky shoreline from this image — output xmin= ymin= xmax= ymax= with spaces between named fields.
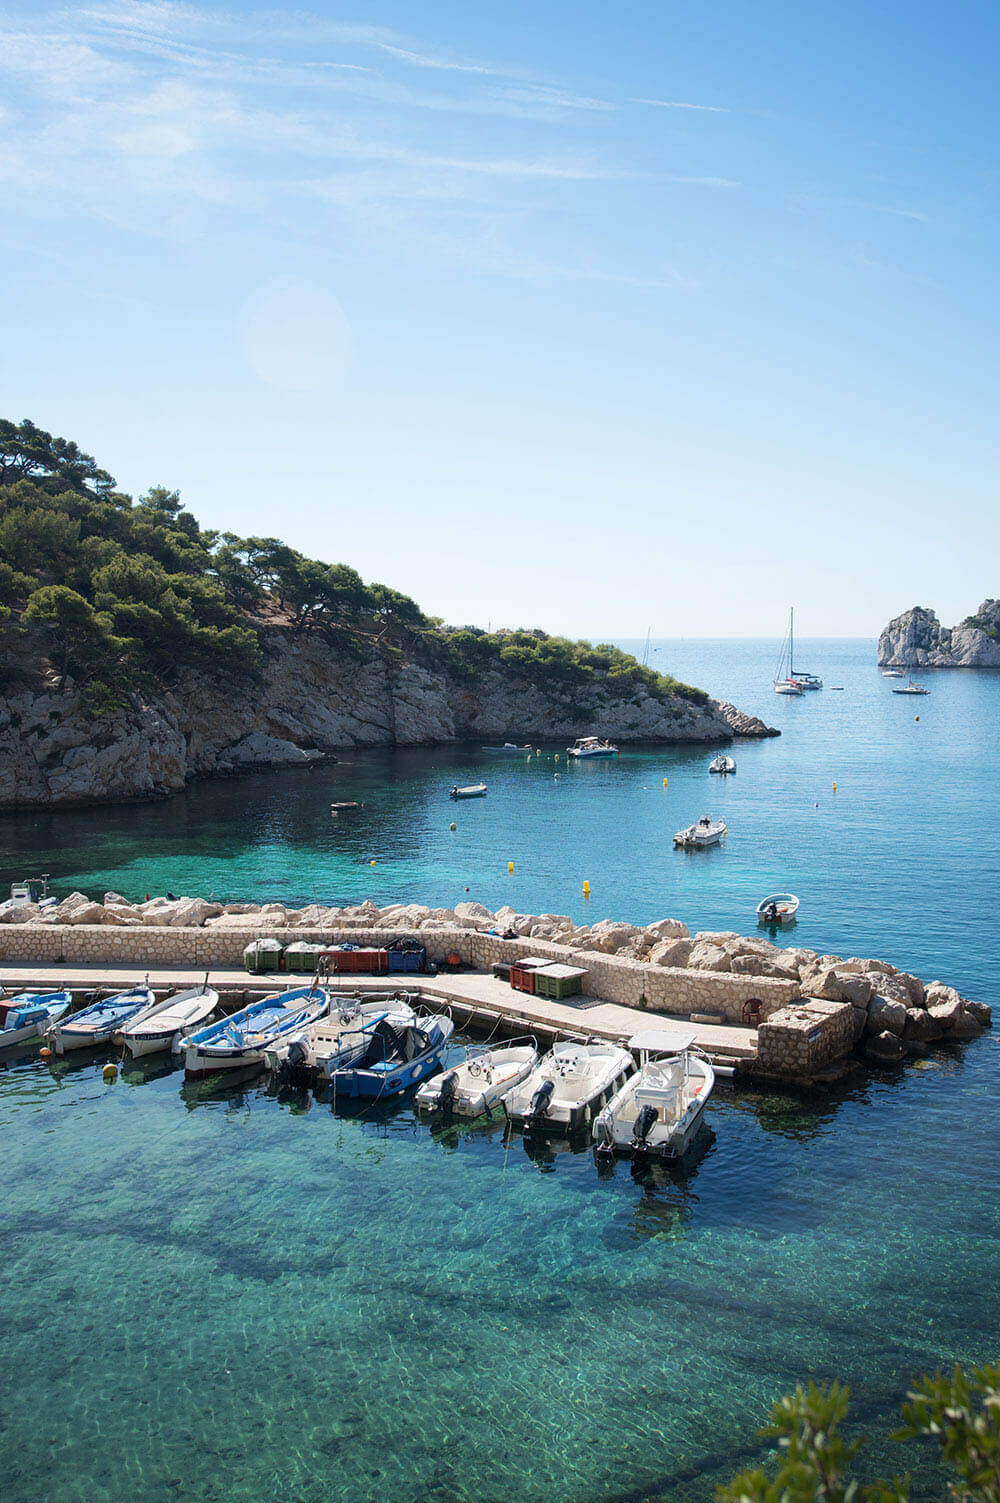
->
xmin=1 ymin=890 xmax=988 ymax=1062
xmin=879 ymin=600 xmax=1000 ymax=668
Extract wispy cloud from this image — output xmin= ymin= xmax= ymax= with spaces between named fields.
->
xmin=635 ymin=98 xmax=730 ymax=113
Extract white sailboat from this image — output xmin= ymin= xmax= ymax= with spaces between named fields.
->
xmin=774 ymin=608 xmax=822 ymax=693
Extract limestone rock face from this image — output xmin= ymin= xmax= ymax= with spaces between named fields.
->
xmin=878 ymin=601 xmax=1000 ymax=668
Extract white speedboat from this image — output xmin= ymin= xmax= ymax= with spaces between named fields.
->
xmin=264 ymin=993 xmax=418 ymax=1079
xmin=450 ymin=783 xmax=488 ymax=799
xmin=0 ymin=990 xmax=73 ymax=1048
xmin=774 ymin=679 xmax=803 ymax=696
xmin=481 ymin=743 xmax=532 ymax=754
xmin=708 ymin=754 xmax=736 ymax=774
xmin=47 ymin=987 xmax=157 ymax=1054
xmin=119 ymin=986 xmax=220 ymax=1058
xmin=756 ymin=892 xmax=800 ymax=925
xmin=881 ymin=669 xmax=904 ymax=678
xmin=593 ymin=1029 xmax=714 ymax=1160
xmin=504 ymin=1041 xmax=634 ymax=1131
xmin=674 ymin=815 xmax=726 ymax=848
xmin=415 ymin=1038 xmax=538 ymax=1117
xmin=567 ymin=736 xmax=619 ymax=759
xmin=183 ymin=986 xmax=330 ymax=1078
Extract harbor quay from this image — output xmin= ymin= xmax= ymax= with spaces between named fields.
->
xmin=0 ymin=892 xmax=990 ymax=1084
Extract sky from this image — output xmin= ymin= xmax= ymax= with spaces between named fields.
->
xmin=1 ymin=0 xmax=998 ymax=638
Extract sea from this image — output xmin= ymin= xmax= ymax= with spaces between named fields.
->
xmin=1 ymin=637 xmax=998 ymax=1503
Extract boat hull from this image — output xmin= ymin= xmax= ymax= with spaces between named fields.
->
xmin=332 ymin=1046 xmax=446 ymax=1099
xmin=504 ymin=1050 xmax=634 ymax=1132
xmin=415 ymin=1049 xmax=536 ymax=1117
xmin=184 ymin=1044 xmax=268 ymax=1079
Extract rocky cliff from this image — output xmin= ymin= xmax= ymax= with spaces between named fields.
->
xmin=878 ymin=601 xmax=1000 ymax=668
xmin=0 ymin=626 xmax=776 ymax=811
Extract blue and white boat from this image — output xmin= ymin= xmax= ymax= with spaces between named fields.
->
xmin=330 ymin=1013 xmax=454 ymax=1099
xmin=46 ymin=986 xmax=156 ymax=1054
xmin=183 ymin=986 xmax=331 ymax=1079
xmin=0 ymin=990 xmax=73 ymax=1048
xmin=264 ymin=993 xmax=418 ymax=1081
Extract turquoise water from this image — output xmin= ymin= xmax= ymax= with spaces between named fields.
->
xmin=2 ymin=639 xmax=999 ymax=1501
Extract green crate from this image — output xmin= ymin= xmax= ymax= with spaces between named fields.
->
xmin=284 ymin=942 xmax=325 ymax=974
xmin=243 ymin=938 xmax=285 ymax=974
xmin=533 ymin=964 xmax=586 ymax=999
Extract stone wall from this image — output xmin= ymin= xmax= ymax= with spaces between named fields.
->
xmin=0 ymin=923 xmax=800 ymax=1022
xmin=755 ymin=998 xmax=856 ymax=1078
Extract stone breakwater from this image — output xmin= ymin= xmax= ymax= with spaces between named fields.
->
xmin=0 ymin=892 xmax=989 ymax=1080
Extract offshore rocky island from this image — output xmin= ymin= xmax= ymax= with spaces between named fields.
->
xmin=879 ymin=599 xmax=1000 ymax=667
xmin=0 ymin=420 xmax=774 ymax=811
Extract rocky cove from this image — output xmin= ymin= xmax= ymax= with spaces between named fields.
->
xmin=0 ymin=890 xmax=989 ymax=1082
xmin=0 ymin=624 xmax=775 ymax=812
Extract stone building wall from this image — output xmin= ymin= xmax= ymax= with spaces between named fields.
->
xmin=755 ymin=998 xmax=856 ymax=1077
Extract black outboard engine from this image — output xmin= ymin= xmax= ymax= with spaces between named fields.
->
xmin=528 ymin=1078 xmax=555 ymax=1123
xmin=631 ymin=1103 xmax=658 ymax=1150
xmin=438 ymin=1070 xmax=458 ymax=1110
xmin=279 ymin=1038 xmax=309 ymax=1083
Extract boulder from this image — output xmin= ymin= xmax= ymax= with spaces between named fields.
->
xmin=730 ymin=954 xmax=800 ymax=980
xmin=576 ymin=921 xmax=643 ymax=954
xmin=903 ymin=1007 xmax=943 ymax=1043
xmin=928 ymin=995 xmax=964 ymax=1029
xmin=0 ymin=901 xmax=40 ymax=924
xmin=102 ymin=891 xmax=131 ymax=907
xmin=873 ymin=976 xmax=914 ymax=1008
xmin=963 ymin=999 xmax=993 ymax=1029
xmin=858 ymin=957 xmax=898 ymax=976
xmin=865 ymin=1030 xmax=906 ymax=1064
xmin=453 ymin=901 xmax=494 ymax=925
xmin=224 ymin=902 xmax=261 ymax=915
xmin=67 ymin=901 xmax=105 ymax=925
xmin=644 ymin=918 xmax=690 ymax=941
xmin=167 ymin=899 xmax=224 ymax=928
xmin=850 ymin=1006 xmax=868 ymax=1044
xmin=946 ymin=1005 xmax=983 ymax=1041
xmin=686 ymin=941 xmax=731 ymax=973
xmin=866 ymin=995 xmax=908 ymax=1037
xmin=925 ymin=982 xmax=962 ymax=1011
xmin=101 ymin=906 xmax=144 ymax=927
xmin=58 ymin=891 xmax=93 ymax=917
xmin=693 ymin=931 xmax=740 ymax=947
xmin=648 ymin=937 xmax=693 ymax=968
xmin=895 ymin=972 xmax=926 ymax=1007
xmin=801 ymin=967 xmax=874 ymax=1007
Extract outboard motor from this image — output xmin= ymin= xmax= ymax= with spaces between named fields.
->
xmin=279 ymin=1038 xmax=309 ymax=1083
xmin=631 ymin=1103 xmax=658 ymax=1150
xmin=528 ymin=1078 xmax=555 ymax=1122
xmin=438 ymin=1070 xmax=458 ymax=1110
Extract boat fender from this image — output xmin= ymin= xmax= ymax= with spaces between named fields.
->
xmin=439 ymin=1070 xmax=458 ymax=1107
xmin=39 ymin=1046 xmax=52 ymax=1060
xmin=632 ymin=1103 xmax=657 ymax=1147
xmin=529 ymin=1079 xmax=555 ymax=1120
xmin=102 ymin=1063 xmax=118 ymax=1084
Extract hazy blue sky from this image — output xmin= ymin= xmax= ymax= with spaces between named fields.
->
xmin=2 ymin=1 xmax=997 ymax=637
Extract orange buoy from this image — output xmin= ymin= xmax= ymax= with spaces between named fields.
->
xmin=39 ymin=1046 xmax=52 ymax=1061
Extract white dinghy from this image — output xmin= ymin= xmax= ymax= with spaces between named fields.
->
xmin=119 ymin=985 xmax=220 ymax=1058
xmin=593 ymin=1029 xmax=715 ymax=1161
xmin=415 ymin=1037 xmax=538 ymax=1117
xmin=503 ymin=1041 xmax=634 ymax=1132
xmin=673 ymin=815 xmax=727 ymax=848
xmin=264 ymin=992 xmax=418 ymax=1080
xmin=756 ymin=893 xmax=800 ymax=925
xmin=708 ymin=754 xmax=736 ymax=774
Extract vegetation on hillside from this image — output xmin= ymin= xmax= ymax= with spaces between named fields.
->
xmin=719 ymin=1361 xmax=1000 ymax=1503
xmin=962 ymin=602 xmax=1000 ymax=643
xmin=0 ymin=419 xmax=707 ymax=710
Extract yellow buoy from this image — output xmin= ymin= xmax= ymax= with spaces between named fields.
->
xmin=583 ymin=880 xmax=591 ymax=897
xmin=832 ymin=781 xmax=837 ymax=792
xmin=370 ymin=859 xmax=376 ymax=867
xmin=450 ymin=822 xmax=456 ymax=831
xmin=555 ymin=754 xmax=560 ymax=762
xmin=507 ymin=861 xmax=514 ymax=875
xmin=663 ymin=777 xmax=668 ymax=788
xmin=102 ymin=1063 xmax=118 ymax=1083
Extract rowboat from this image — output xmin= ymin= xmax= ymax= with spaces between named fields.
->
xmin=264 ymin=993 xmax=418 ymax=1081
xmin=756 ymin=892 xmax=800 ymax=925
xmin=503 ymin=1042 xmax=634 ymax=1132
xmin=0 ymin=990 xmax=73 ymax=1048
xmin=183 ymin=986 xmax=330 ymax=1079
xmin=330 ymin=1013 xmax=454 ymax=1099
xmin=708 ymin=754 xmax=736 ymax=774
xmin=567 ymin=736 xmax=618 ymax=759
xmin=450 ymin=784 xmax=487 ymax=799
xmin=674 ymin=815 xmax=726 ymax=848
xmin=119 ymin=986 xmax=220 ymax=1058
xmin=415 ymin=1038 xmax=538 ymax=1117
xmin=594 ymin=1029 xmax=714 ymax=1160
xmin=46 ymin=987 xmax=157 ymax=1054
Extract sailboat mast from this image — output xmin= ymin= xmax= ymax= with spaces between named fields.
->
xmin=790 ymin=607 xmax=794 ymax=677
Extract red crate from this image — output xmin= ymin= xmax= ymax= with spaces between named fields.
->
xmin=510 ymin=963 xmax=538 ymax=994
xmin=321 ymin=947 xmax=389 ymax=974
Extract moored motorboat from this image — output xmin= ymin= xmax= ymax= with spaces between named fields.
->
xmin=330 ymin=801 xmax=364 ymax=813
xmin=415 ymin=1038 xmax=538 ymax=1117
xmin=481 ymin=743 xmax=532 ymax=754
xmin=330 ymin=1013 xmax=454 ymax=1099
xmin=46 ymin=987 xmax=157 ymax=1054
xmin=882 ymin=669 xmax=904 ymax=678
xmin=0 ymin=990 xmax=73 ymax=1048
xmin=264 ymin=992 xmax=418 ymax=1080
xmin=120 ymin=986 xmax=220 ymax=1058
xmin=450 ymin=784 xmax=488 ymax=799
xmin=674 ymin=815 xmax=726 ymax=848
xmin=708 ymin=754 xmax=736 ymax=774
xmin=567 ymin=736 xmax=618 ymax=758
xmin=756 ymin=892 xmax=800 ymax=925
xmin=593 ymin=1029 xmax=714 ymax=1160
xmin=183 ymin=986 xmax=330 ymax=1079
xmin=503 ymin=1041 xmax=634 ymax=1132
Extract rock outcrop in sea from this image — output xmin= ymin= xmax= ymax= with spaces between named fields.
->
xmin=879 ymin=601 xmax=1000 ymax=667
xmin=0 ymin=626 xmax=776 ymax=811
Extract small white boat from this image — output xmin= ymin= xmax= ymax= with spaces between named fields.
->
xmin=892 ymin=677 xmax=929 ymax=695
xmin=264 ymin=993 xmax=418 ymax=1079
xmin=183 ymin=986 xmax=330 ymax=1078
xmin=756 ymin=892 xmax=800 ymax=925
xmin=594 ymin=1029 xmax=715 ymax=1160
xmin=708 ymin=754 xmax=736 ymax=774
xmin=882 ymin=669 xmax=904 ymax=678
xmin=0 ymin=990 xmax=73 ymax=1048
xmin=674 ymin=815 xmax=726 ymax=848
xmin=119 ymin=986 xmax=220 ymax=1058
xmin=47 ymin=986 xmax=157 ymax=1054
xmin=504 ymin=1041 xmax=634 ymax=1131
xmin=415 ymin=1038 xmax=539 ymax=1117
xmin=792 ymin=672 xmax=822 ymax=690
xmin=774 ymin=679 xmax=804 ymax=696
xmin=450 ymin=783 xmax=488 ymax=799
xmin=567 ymin=736 xmax=619 ymax=759
xmin=481 ymin=743 xmax=532 ymax=754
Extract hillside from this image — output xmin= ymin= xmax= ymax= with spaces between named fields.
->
xmin=0 ymin=420 xmax=775 ymax=810
xmin=878 ymin=601 xmax=1000 ymax=668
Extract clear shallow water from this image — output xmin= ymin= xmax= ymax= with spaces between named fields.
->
xmin=1 ymin=638 xmax=999 ymax=1502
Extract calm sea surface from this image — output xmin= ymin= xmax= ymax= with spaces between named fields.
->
xmin=1 ymin=638 xmax=998 ymax=1501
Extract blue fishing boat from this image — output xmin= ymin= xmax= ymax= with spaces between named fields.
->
xmin=183 ymin=985 xmax=331 ymax=1079
xmin=47 ymin=986 xmax=156 ymax=1054
xmin=0 ymin=990 xmax=73 ymax=1048
xmin=330 ymin=1013 xmax=455 ymax=1099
